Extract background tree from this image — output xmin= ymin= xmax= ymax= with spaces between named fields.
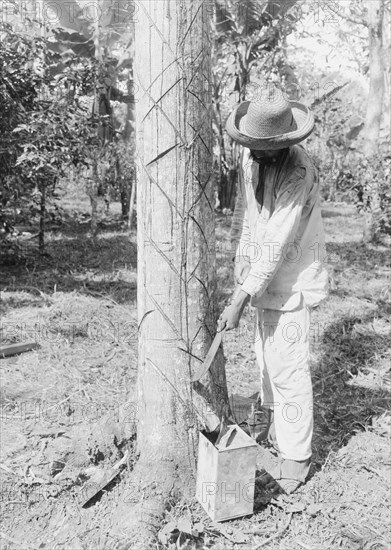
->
xmin=362 ymin=0 xmax=386 ymax=241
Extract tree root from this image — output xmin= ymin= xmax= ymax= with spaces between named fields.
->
xmin=109 ymin=459 xmax=189 ymax=548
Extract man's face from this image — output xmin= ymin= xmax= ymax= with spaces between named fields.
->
xmin=250 ymin=149 xmax=278 ymax=160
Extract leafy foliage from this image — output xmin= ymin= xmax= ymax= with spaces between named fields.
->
xmin=358 ymin=154 xmax=391 ymax=237
xmin=0 ymin=0 xmax=136 ymax=244
xmin=0 ymin=23 xmax=45 ymax=213
xmin=0 ymin=22 xmax=103 ymax=240
xmin=158 ymin=516 xmax=204 ymax=546
xmin=212 ymin=0 xmax=303 ymax=209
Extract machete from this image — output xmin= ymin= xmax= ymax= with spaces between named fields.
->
xmin=191 ymin=284 xmax=243 ymax=383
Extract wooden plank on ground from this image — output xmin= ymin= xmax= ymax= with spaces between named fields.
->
xmin=0 ymin=342 xmax=39 ymax=358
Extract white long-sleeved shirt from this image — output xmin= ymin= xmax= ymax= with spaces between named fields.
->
xmin=231 ymin=145 xmax=329 ymax=311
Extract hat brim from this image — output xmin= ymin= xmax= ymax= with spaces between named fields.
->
xmin=225 ymin=101 xmax=314 ymax=150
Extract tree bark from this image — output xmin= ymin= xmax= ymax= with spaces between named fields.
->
xmin=112 ymin=1 xmax=230 ymax=545
xmin=363 ymin=0 xmax=385 ymax=157
xmin=88 ymin=160 xmax=99 ymax=239
xmin=120 ymin=178 xmax=131 ymax=219
xmin=363 ymin=0 xmax=385 ymax=242
xmin=38 ymin=183 xmax=46 ymax=254
xmin=127 ymin=178 xmax=136 ymax=230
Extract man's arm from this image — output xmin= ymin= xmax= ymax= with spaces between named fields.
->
xmin=231 ymin=156 xmax=253 ymax=286
xmin=230 ymin=150 xmax=251 ymax=259
xmin=240 ymin=166 xmax=309 ymax=298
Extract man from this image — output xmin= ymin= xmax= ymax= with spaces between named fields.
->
xmin=218 ymin=85 xmax=328 ymax=494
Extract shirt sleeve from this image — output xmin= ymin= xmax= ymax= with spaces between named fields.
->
xmin=241 ymin=165 xmax=309 ymax=297
xmin=230 ymin=152 xmax=251 ymax=258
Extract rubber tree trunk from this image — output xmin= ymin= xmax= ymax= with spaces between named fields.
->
xmin=363 ymin=0 xmax=385 ymax=242
xmin=133 ymin=0 xmax=229 ymax=529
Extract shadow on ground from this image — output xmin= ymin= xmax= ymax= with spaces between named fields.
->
xmin=1 ymin=230 xmax=137 ymax=305
xmin=321 ymin=208 xmax=346 ymax=218
xmin=309 ymin=241 xmax=389 ymax=471
xmin=310 ymin=308 xmax=390 ymax=470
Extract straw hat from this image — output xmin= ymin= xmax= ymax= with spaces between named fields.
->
xmin=226 ymin=86 xmax=314 ymax=150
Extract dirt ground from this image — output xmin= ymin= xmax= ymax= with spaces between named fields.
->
xmin=0 ymin=198 xmax=390 ymax=550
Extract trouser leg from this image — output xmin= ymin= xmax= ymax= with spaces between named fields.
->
xmin=254 ymin=309 xmax=274 ymax=407
xmin=254 ymin=303 xmax=313 ymax=461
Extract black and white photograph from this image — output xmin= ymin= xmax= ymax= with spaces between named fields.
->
xmin=0 ymin=1 xmax=390 ymax=548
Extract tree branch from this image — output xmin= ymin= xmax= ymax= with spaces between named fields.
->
xmin=326 ymin=3 xmax=368 ymax=28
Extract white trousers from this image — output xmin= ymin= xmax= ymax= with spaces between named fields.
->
xmin=254 ymin=299 xmax=313 ymax=461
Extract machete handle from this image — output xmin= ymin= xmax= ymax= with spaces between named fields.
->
xmin=217 ymin=283 xmax=244 ymax=331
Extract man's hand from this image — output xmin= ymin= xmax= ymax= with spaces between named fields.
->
xmin=217 ymin=303 xmax=242 ymax=331
xmin=217 ymin=289 xmax=250 ymax=332
xmin=234 ymin=255 xmax=251 ymax=285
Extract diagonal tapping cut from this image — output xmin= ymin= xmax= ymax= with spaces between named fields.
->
xmin=133 ymin=4 xmax=230 ymax=539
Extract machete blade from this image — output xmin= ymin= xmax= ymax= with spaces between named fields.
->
xmin=191 ymin=329 xmax=224 ymax=383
